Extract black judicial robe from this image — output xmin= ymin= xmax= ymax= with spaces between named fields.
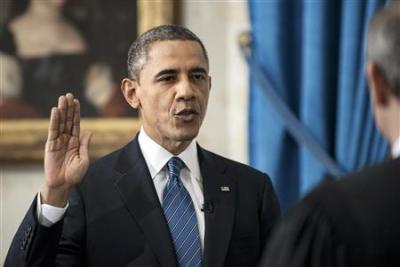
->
xmin=259 ymin=158 xmax=400 ymax=267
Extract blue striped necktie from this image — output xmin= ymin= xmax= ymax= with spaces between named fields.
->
xmin=162 ymin=157 xmax=202 ymax=267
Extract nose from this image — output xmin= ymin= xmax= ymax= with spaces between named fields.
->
xmin=176 ymin=76 xmax=195 ymax=101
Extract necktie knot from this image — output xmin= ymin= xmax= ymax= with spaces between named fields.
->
xmin=167 ymin=157 xmax=185 ymax=182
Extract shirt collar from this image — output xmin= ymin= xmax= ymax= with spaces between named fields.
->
xmin=391 ymin=135 xmax=400 ymax=158
xmin=138 ymin=127 xmax=201 ymax=181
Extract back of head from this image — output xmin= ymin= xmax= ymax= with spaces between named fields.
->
xmin=367 ymin=3 xmax=400 ymax=97
xmin=127 ymin=24 xmax=209 ymax=81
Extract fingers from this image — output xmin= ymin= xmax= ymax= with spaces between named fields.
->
xmin=72 ymin=99 xmax=81 ymax=138
xmin=65 ymin=93 xmax=75 ymax=135
xmin=47 ymin=107 xmax=60 ymax=141
xmin=58 ymin=95 xmax=67 ymax=133
xmin=56 ymin=93 xmax=76 ymax=135
xmin=79 ymin=131 xmax=93 ymax=161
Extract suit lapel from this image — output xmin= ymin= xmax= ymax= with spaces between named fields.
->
xmin=199 ymin=146 xmax=236 ymax=267
xmin=113 ymin=138 xmax=178 ymax=267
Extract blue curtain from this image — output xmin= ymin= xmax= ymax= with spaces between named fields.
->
xmin=248 ymin=0 xmax=389 ymax=211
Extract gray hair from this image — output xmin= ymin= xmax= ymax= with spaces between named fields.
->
xmin=367 ymin=4 xmax=400 ymax=96
xmin=127 ymin=24 xmax=209 ymax=81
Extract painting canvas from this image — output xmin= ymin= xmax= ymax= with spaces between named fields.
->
xmin=0 ymin=0 xmax=177 ymax=161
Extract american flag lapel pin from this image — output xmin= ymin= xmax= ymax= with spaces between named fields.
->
xmin=220 ymin=186 xmax=230 ymax=192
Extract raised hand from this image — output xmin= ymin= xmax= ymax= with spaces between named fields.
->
xmin=42 ymin=93 xmax=92 ymax=207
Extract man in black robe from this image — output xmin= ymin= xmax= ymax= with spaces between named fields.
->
xmin=259 ymin=3 xmax=400 ymax=267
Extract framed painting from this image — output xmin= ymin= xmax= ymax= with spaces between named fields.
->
xmin=0 ymin=0 xmax=179 ymax=161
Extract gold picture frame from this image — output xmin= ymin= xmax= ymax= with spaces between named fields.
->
xmin=0 ymin=0 xmax=178 ymax=162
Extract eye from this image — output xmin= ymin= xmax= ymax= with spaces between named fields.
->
xmin=192 ymin=73 xmax=206 ymax=81
xmin=158 ymin=75 xmax=176 ymax=83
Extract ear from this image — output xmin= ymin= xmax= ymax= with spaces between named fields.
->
xmin=366 ymin=61 xmax=389 ymax=107
xmin=121 ymin=78 xmax=141 ymax=109
xmin=208 ymin=75 xmax=212 ymax=91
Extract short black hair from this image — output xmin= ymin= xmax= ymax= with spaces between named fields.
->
xmin=127 ymin=24 xmax=209 ymax=81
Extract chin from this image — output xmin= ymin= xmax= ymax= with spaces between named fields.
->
xmin=173 ymin=128 xmax=199 ymax=142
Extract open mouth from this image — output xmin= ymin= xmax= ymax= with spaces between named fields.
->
xmin=174 ymin=108 xmax=199 ymax=122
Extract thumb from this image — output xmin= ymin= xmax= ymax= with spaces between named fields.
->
xmin=79 ymin=131 xmax=92 ymax=161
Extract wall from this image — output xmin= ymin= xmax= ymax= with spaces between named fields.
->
xmin=0 ymin=1 xmax=250 ymax=263
xmin=184 ymin=1 xmax=250 ymax=163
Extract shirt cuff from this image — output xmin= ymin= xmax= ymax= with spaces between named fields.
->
xmin=36 ymin=192 xmax=69 ymax=227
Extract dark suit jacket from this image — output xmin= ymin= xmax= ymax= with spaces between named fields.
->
xmin=259 ymin=158 xmax=400 ymax=267
xmin=5 ymin=137 xmax=280 ymax=267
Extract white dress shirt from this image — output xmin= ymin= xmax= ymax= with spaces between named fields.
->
xmin=36 ymin=195 xmax=69 ymax=227
xmin=37 ymin=128 xmax=205 ymax=249
xmin=138 ymin=128 xmax=205 ymax=249
xmin=391 ymin=135 xmax=400 ymax=158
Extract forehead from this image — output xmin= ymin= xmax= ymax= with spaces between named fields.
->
xmin=143 ymin=40 xmax=208 ymax=73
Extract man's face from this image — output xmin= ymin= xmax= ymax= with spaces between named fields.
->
xmin=133 ymin=40 xmax=211 ymax=150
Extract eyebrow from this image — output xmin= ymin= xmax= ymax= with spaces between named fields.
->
xmin=154 ymin=67 xmax=208 ymax=80
xmin=154 ymin=69 xmax=178 ymax=80
xmin=190 ymin=67 xmax=208 ymax=75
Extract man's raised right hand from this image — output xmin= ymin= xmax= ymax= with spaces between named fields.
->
xmin=42 ymin=93 xmax=92 ymax=207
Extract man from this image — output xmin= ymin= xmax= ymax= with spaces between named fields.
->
xmin=5 ymin=25 xmax=280 ymax=267
xmin=259 ymin=4 xmax=400 ymax=267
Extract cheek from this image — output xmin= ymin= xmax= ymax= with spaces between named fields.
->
xmin=148 ymin=94 xmax=174 ymax=119
xmin=200 ymin=90 xmax=210 ymax=108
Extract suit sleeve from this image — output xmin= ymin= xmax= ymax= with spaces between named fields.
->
xmin=259 ymin=175 xmax=281 ymax=251
xmin=4 ymin=188 xmax=86 ymax=267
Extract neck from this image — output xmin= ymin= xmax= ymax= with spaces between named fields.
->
xmin=28 ymin=0 xmax=62 ymax=21
xmin=162 ymin=140 xmax=191 ymax=155
xmin=142 ymin=126 xmax=192 ymax=155
xmin=388 ymin=123 xmax=400 ymax=149
xmin=386 ymin=100 xmax=400 ymax=148
xmin=391 ymin=135 xmax=400 ymax=157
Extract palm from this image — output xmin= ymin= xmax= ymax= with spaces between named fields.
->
xmin=44 ymin=94 xmax=92 ymax=191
